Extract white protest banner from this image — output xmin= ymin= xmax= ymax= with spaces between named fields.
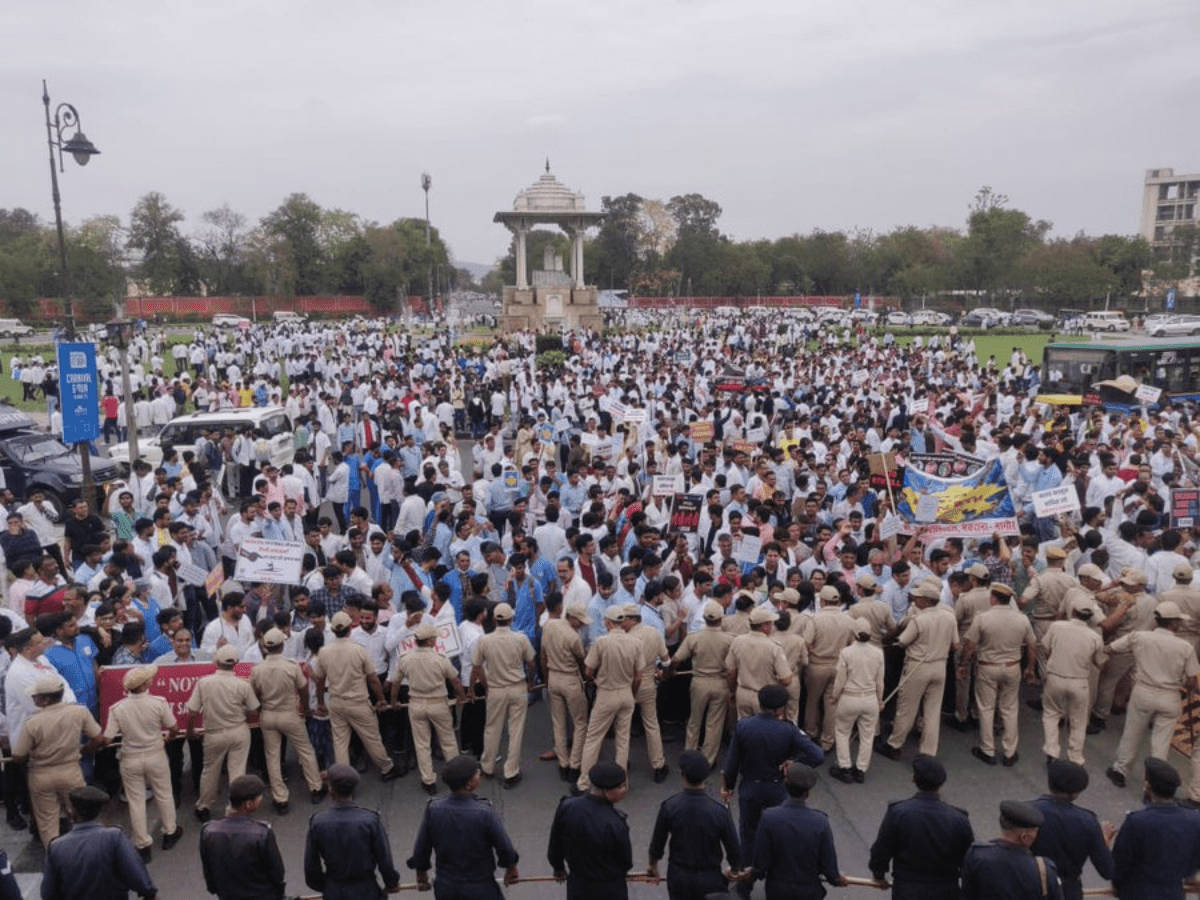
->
xmin=878 ymin=514 xmax=904 ymax=540
xmin=623 ymin=407 xmax=648 ymax=425
xmin=909 ymin=397 xmax=929 ymax=415
xmin=1135 ymin=383 xmax=1163 ymax=406
xmin=734 ymin=534 xmax=763 ymax=565
xmin=395 ymin=621 xmax=462 ymax=658
xmin=1032 ymin=485 xmax=1081 ymax=518
xmin=234 ymin=538 xmax=305 ymax=585
xmin=608 ymin=400 xmax=627 ymax=422
xmin=580 ymin=432 xmax=600 ymax=448
xmin=653 ymin=474 xmax=683 ymax=497
xmin=745 ymin=427 xmax=767 ymax=444
xmin=553 ymin=418 xmax=572 ymax=435
xmin=176 ymin=560 xmax=209 ymax=587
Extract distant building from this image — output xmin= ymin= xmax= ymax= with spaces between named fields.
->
xmin=1140 ymin=168 xmax=1200 ymax=246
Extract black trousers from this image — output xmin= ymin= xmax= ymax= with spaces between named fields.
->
xmin=667 ymin=864 xmax=728 ymax=900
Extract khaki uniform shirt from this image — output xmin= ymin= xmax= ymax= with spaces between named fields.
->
xmin=673 ymin=626 xmax=733 ymax=679
xmin=1159 ymin=585 xmax=1200 ymax=640
xmin=630 ymin=623 xmax=669 ymax=677
xmin=312 ymin=638 xmax=374 ymax=705
xmin=967 ymin=605 xmax=1036 ymax=665
xmin=832 ymin=641 xmax=884 ymax=699
xmin=14 ymin=703 xmax=100 ymax=767
xmin=1043 ymin=619 xmax=1106 ymax=680
xmin=542 ymin=618 xmax=585 ymax=675
xmin=187 ymin=669 xmax=259 ymax=730
xmin=848 ymin=599 xmax=893 ymax=647
xmin=104 ymin=691 xmax=175 ymax=753
xmin=899 ymin=605 xmax=957 ymax=663
xmin=725 ymin=631 xmax=791 ymax=692
xmin=721 ymin=610 xmax=751 ymax=636
xmin=1100 ymin=591 xmax=1157 ymax=642
xmin=955 ymin=587 xmax=992 ymax=638
xmin=772 ymin=630 xmax=809 ymax=678
xmin=808 ymin=608 xmax=856 ymax=665
xmin=585 ymin=629 xmax=645 ymax=691
xmin=1021 ymin=567 xmax=1076 ymax=618
xmin=1111 ymin=627 xmax=1200 ymax=690
xmin=472 ymin=626 xmax=535 ymax=689
xmin=1060 ymin=586 xmax=1104 ymax=635
xmin=394 ymin=647 xmax=458 ymax=699
xmin=251 ymin=653 xmax=307 ymax=713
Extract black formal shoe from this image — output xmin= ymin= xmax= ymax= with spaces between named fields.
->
xmin=829 ymin=766 xmax=854 ymax=784
xmin=422 ymin=782 xmax=438 ymax=796
xmin=310 ymin=786 xmax=328 ymax=804
xmin=1003 ymin=753 xmax=1019 ymax=767
xmin=852 ymin=768 xmax=865 ymax=784
xmin=1087 ymin=718 xmax=1106 ymax=735
xmin=559 ymin=766 xmax=570 ymax=782
xmin=971 ymin=747 xmax=997 ymax=766
xmin=874 ymin=737 xmax=902 ymax=760
xmin=503 ymin=773 xmax=523 ymax=789
xmin=138 ymin=845 xmax=152 ymax=864
xmin=6 ymin=814 xmax=27 ymax=831
xmin=569 ymin=783 xmax=585 ymax=796
xmin=381 ymin=765 xmax=403 ymax=782
xmin=653 ymin=766 xmax=670 ymax=784
xmin=567 ymin=768 xmax=581 ymax=783
xmin=1106 ymin=767 xmax=1126 ymax=788
xmin=194 ymin=807 xmax=211 ymax=823
xmin=162 ymin=826 xmax=184 ymax=851
xmin=273 ymin=801 xmax=289 ymax=815
xmin=948 ymin=718 xmax=973 ymax=733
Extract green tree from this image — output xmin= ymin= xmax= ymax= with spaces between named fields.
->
xmin=126 ymin=192 xmax=188 ymax=295
xmin=0 ymin=209 xmax=46 ymax=318
xmin=1017 ymin=238 xmax=1116 ymax=308
xmin=955 ymin=186 xmax=1050 ymax=302
xmin=70 ymin=215 xmax=127 ymax=321
xmin=497 ymin=229 xmax=571 ymax=286
xmin=1094 ymin=234 xmax=1151 ymax=299
xmin=666 ymin=193 xmax=724 ymax=293
xmin=261 ymin=193 xmax=325 ymax=295
xmin=589 ymin=193 xmax=643 ymax=290
xmin=360 ymin=218 xmax=451 ymax=311
xmin=196 ymin=204 xmax=250 ymax=295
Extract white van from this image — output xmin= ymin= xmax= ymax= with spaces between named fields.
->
xmin=109 ymin=406 xmax=295 ymax=473
xmin=1082 ymin=311 xmax=1131 ymax=333
xmin=272 ymin=310 xmax=305 ymax=323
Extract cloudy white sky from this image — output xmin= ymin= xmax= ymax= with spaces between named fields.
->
xmin=3 ymin=0 xmax=1198 ymax=269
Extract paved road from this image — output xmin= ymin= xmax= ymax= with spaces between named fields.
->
xmin=4 ymin=696 xmax=1168 ymax=898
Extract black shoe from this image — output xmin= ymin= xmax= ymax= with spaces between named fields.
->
xmin=353 ymin=758 xmax=369 ymax=774
xmin=194 ymin=808 xmax=211 ymax=823
xmin=559 ymin=766 xmax=570 ymax=782
xmin=653 ymin=766 xmax=670 ymax=784
xmin=1003 ymin=753 xmax=1019 ymax=767
xmin=138 ymin=845 xmax=152 ymax=864
xmin=162 ymin=826 xmax=184 ymax=851
xmin=1047 ymin=755 xmax=1056 ymax=766
xmin=503 ymin=773 xmax=523 ymax=789
xmin=1026 ymin=698 xmax=1044 ymax=712
xmin=569 ymin=783 xmax=585 ymax=796
xmin=971 ymin=747 xmax=997 ymax=766
xmin=1106 ymin=767 xmax=1127 ymax=788
xmin=310 ymin=786 xmax=328 ymax=804
xmin=829 ymin=766 xmax=854 ymax=784
xmin=948 ymin=718 xmax=973 ymax=733
xmin=874 ymin=737 xmax=901 ymax=760
xmin=567 ymin=768 xmax=580 ymax=783
xmin=422 ymin=782 xmax=438 ymax=796
xmin=6 ymin=814 xmax=27 ymax=830
xmin=1087 ymin=718 xmax=1106 ymax=735
xmin=852 ymin=768 xmax=865 ymax=783
xmin=273 ymin=800 xmax=289 ymax=815
xmin=381 ymin=765 xmax=403 ymax=782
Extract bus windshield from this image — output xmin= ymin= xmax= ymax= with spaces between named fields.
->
xmin=1041 ymin=346 xmax=1116 ymax=395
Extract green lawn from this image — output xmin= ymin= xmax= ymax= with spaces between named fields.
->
xmin=890 ymin=332 xmax=1084 ymax=367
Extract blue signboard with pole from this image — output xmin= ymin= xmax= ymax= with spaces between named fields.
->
xmin=56 ymin=341 xmax=99 ymax=443
xmin=1167 ymin=288 xmax=1177 ymax=311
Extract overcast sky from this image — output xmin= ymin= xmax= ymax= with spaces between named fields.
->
xmin=4 ymin=0 xmax=1198 ymax=270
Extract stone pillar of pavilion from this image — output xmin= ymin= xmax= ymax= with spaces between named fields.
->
xmin=493 ymin=163 xmax=605 ymax=333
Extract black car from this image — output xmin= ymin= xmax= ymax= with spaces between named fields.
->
xmin=0 ymin=408 xmax=120 ymax=517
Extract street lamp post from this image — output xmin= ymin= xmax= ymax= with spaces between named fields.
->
xmin=43 ymin=79 xmax=101 ymax=511
xmin=421 ymin=172 xmax=433 ymax=318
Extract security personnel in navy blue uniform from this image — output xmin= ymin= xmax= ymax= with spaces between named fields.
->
xmin=548 ymin=761 xmax=633 ymax=900
xmin=1112 ymin=758 xmax=1200 ymax=900
xmin=750 ymin=764 xmax=845 ymax=900
xmin=41 ymin=786 xmax=158 ymax=900
xmin=304 ymin=764 xmax=402 ymax=899
xmin=199 ymin=774 xmax=286 ymax=900
xmin=647 ymin=750 xmax=742 ymax=900
xmin=408 ymin=755 xmax=520 ymax=898
xmin=722 ymin=684 xmax=825 ymax=899
xmin=961 ymin=801 xmax=1063 ymax=900
xmin=868 ymin=755 xmax=974 ymax=900
xmin=1028 ymin=761 xmax=1114 ymax=900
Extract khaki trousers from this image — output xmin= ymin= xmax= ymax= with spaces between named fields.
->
xmin=29 ymin=762 xmax=84 ymax=843
xmin=547 ymin=672 xmax=588 ymax=769
xmin=197 ymin=726 xmax=250 ymax=813
xmin=954 ymin=649 xmax=976 ymax=722
xmin=686 ymin=675 xmax=729 ymax=766
xmin=121 ymin=748 xmax=177 ymax=849
xmin=409 ymin=698 xmax=460 ymax=786
xmin=1043 ymin=674 xmax=1089 ymax=765
xmin=633 ymin=677 xmax=665 ymax=770
xmin=888 ymin=660 xmax=946 ymax=756
xmin=481 ymin=684 xmax=527 ymax=780
xmin=260 ymin=709 xmax=323 ymax=804
xmin=834 ymin=692 xmax=880 ymax=771
xmin=576 ymin=689 xmax=634 ymax=791
xmin=329 ymin=699 xmax=392 ymax=774
xmin=786 ymin=679 xmax=801 ymax=727
xmin=1093 ymin=651 xmax=1135 ymax=721
xmin=804 ymin=663 xmax=838 ymax=748
xmin=976 ymin=662 xmax=1021 ymax=758
xmin=1113 ymin=683 xmax=1181 ymax=775
xmin=735 ymin=686 xmax=760 ymax=720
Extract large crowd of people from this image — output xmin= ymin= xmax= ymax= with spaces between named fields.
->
xmin=4 ymin=307 xmax=1200 ymax=898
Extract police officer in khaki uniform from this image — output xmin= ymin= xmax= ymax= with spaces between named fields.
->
xmin=848 ymin=576 xmax=894 ymax=647
xmin=804 ymin=585 xmax=856 ymax=747
xmin=878 ymin=578 xmax=958 ymax=759
xmin=541 ymin=596 xmax=591 ymax=782
xmin=962 ymin=584 xmax=1038 ymax=766
xmin=671 ymin=600 xmax=734 ymax=766
xmin=11 ymin=675 xmax=103 ymax=844
xmin=726 ymin=607 xmax=792 ymax=720
xmin=1020 ymin=547 xmax=1076 ymax=686
xmin=575 ymin=606 xmax=645 ymax=793
xmin=1090 ymin=569 xmax=1157 ymax=736
xmin=103 ymin=665 xmax=183 ymax=859
xmin=951 ymin=563 xmax=992 ymax=729
xmin=1159 ymin=561 xmax=1200 ymax=654
xmin=472 ymin=602 xmax=535 ymax=787
xmin=771 ymin=610 xmax=809 ymax=725
xmin=312 ymin=610 xmax=401 ymax=781
xmin=250 ymin=628 xmax=326 ymax=813
xmin=186 ymin=643 xmax=260 ymax=821
xmin=622 ymin=602 xmax=671 ymax=783
xmin=392 ymin=622 xmax=466 ymax=795
xmin=1106 ymin=600 xmax=1200 ymax=787
xmin=1041 ymin=605 xmax=1105 ymax=766
xmin=829 ymin=620 xmax=885 ymax=782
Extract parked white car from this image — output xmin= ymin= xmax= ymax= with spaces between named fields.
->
xmin=0 ymin=319 xmax=35 ymax=338
xmin=909 ymin=309 xmax=952 ymax=326
xmin=885 ymin=310 xmax=912 ymax=326
xmin=1082 ymin=311 xmax=1131 ymax=332
xmin=212 ymin=313 xmax=251 ymax=329
xmin=109 ymin=407 xmax=295 ymax=472
xmin=1147 ymin=315 xmax=1200 ymax=337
